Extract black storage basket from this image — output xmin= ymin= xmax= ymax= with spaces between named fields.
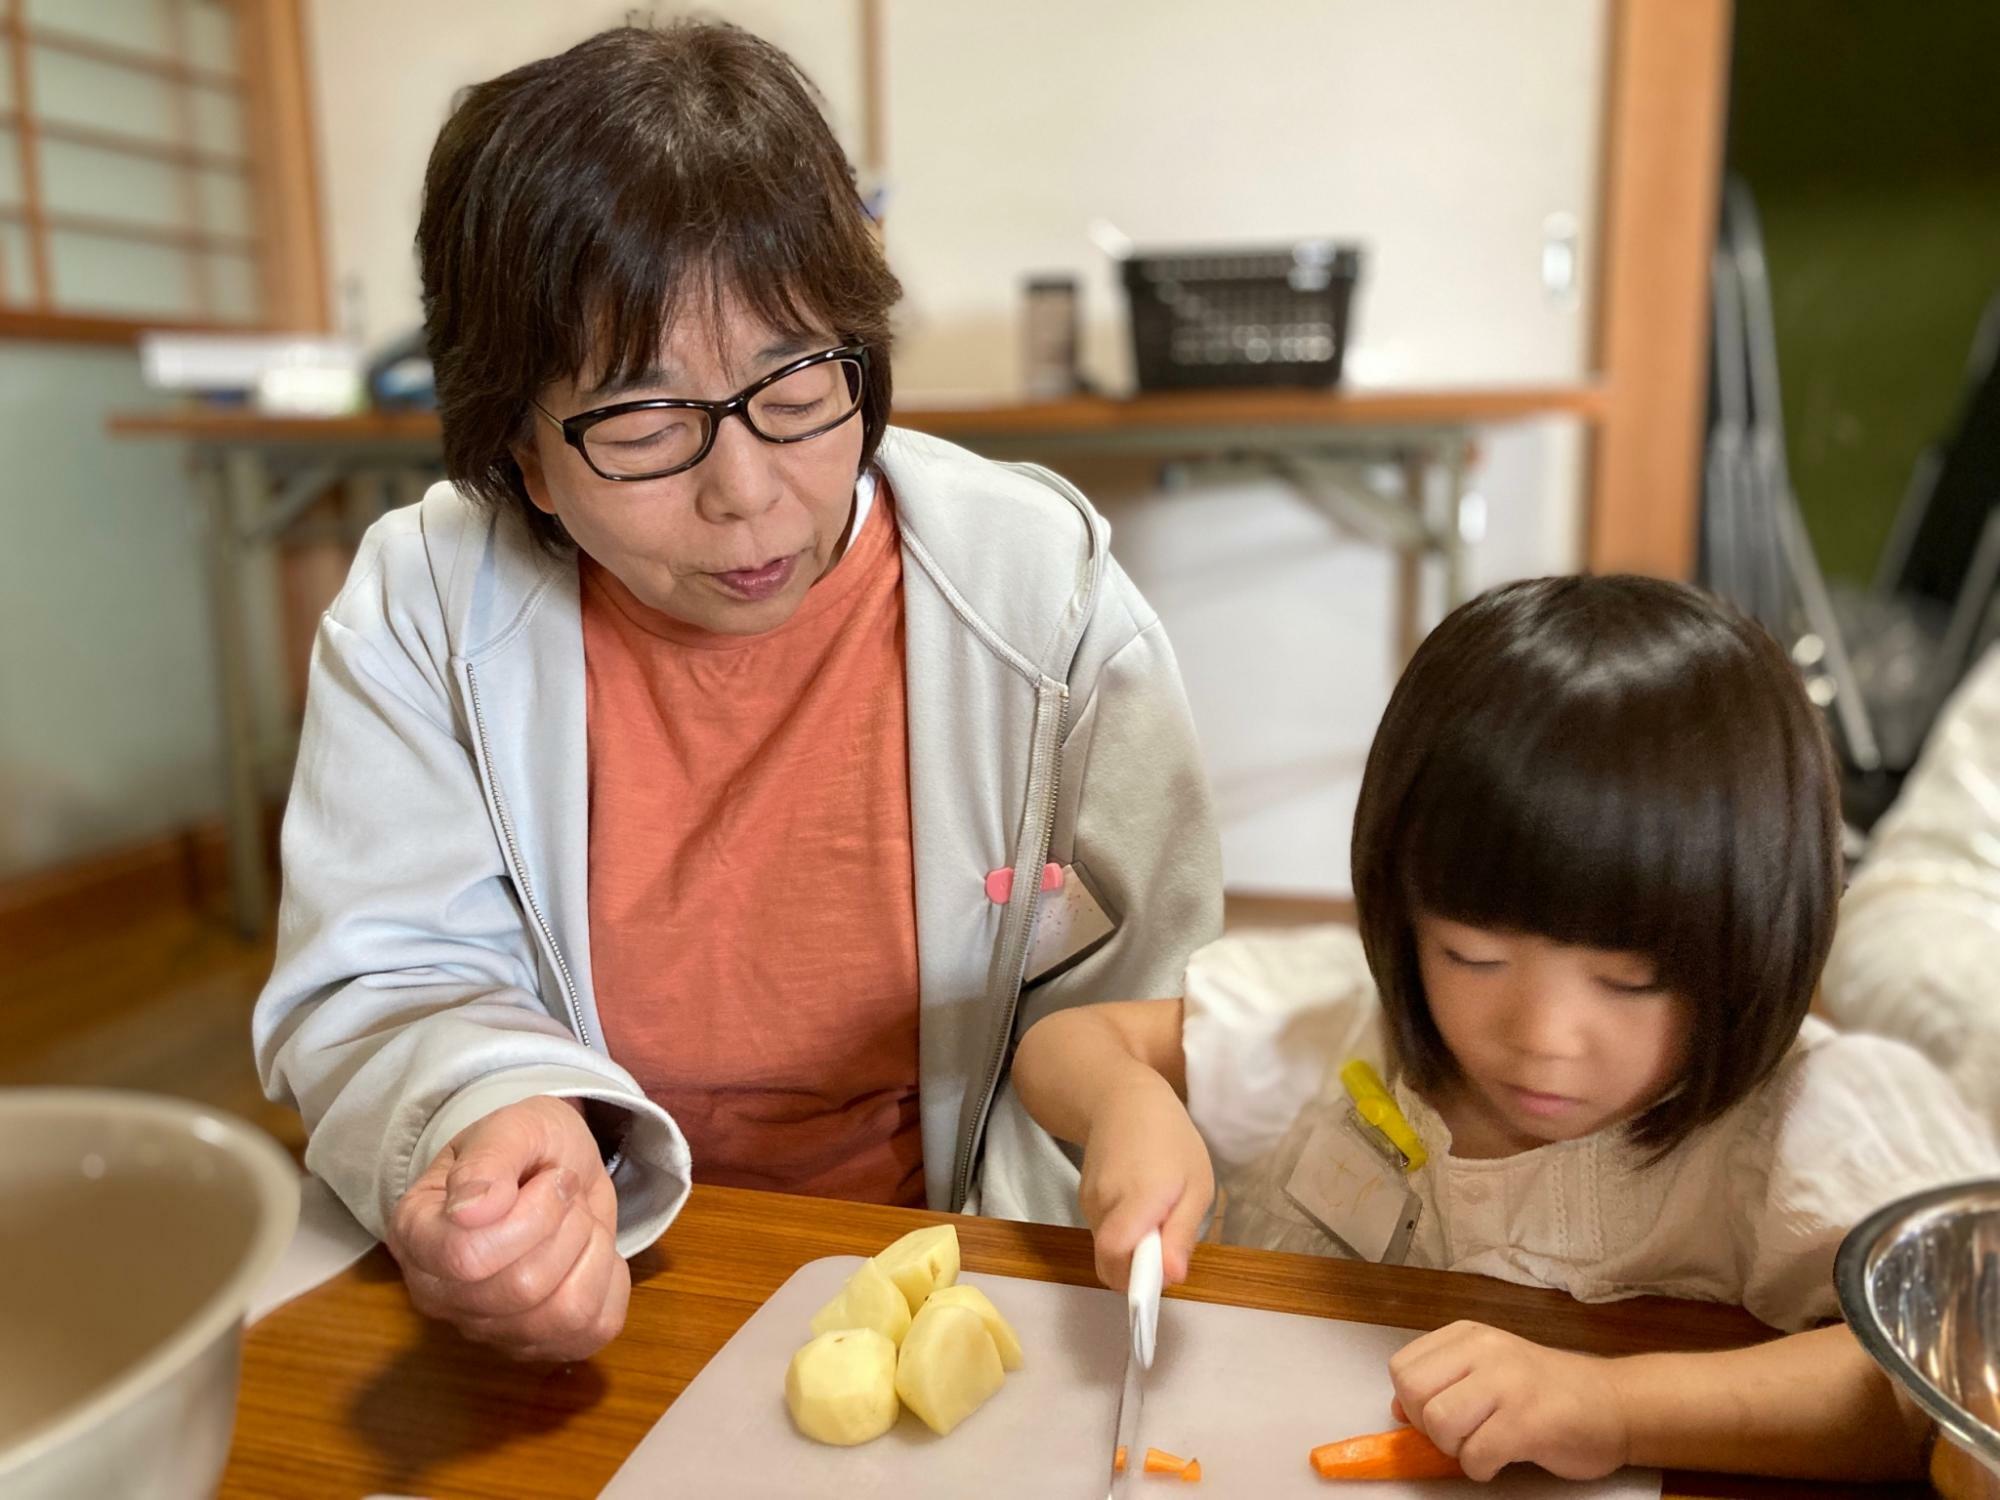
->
xmin=1122 ymin=241 xmax=1361 ymax=391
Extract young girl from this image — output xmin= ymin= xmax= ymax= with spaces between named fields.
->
xmin=1010 ymin=575 xmax=1998 ymax=1482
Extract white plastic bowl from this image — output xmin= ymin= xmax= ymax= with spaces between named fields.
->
xmin=0 ymin=1090 xmax=299 ymax=1498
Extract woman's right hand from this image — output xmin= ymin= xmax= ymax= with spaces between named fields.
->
xmin=386 ymin=1095 xmax=628 ymax=1363
xmin=1077 ymin=1069 xmax=1215 ymax=1293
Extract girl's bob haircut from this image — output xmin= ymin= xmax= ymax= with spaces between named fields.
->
xmin=1351 ymin=575 xmax=1843 ymax=1153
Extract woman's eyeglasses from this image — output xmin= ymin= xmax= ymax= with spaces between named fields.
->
xmin=532 ymin=343 xmax=868 ymax=482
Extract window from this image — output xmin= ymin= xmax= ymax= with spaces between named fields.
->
xmin=0 ymin=0 xmax=324 ymax=342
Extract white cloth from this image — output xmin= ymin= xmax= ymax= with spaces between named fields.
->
xmin=247 ymin=1175 xmax=377 ymax=1326
xmin=846 ymin=467 xmax=877 ymax=544
xmin=1823 ymin=645 xmax=2000 ymax=1127
xmin=1183 ymin=925 xmax=2000 ymax=1332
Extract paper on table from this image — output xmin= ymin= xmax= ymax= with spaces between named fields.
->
xmin=247 ymin=1173 xmax=379 ymax=1325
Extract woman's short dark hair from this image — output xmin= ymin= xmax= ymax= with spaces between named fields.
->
xmin=416 ymin=22 xmax=901 ymax=548
xmin=1351 ymin=575 xmax=1843 ymax=1154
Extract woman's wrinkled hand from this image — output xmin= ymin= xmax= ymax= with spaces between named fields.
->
xmin=386 ymin=1095 xmax=627 ymax=1363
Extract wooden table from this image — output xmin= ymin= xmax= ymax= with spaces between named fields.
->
xmin=111 ymin=387 xmax=1600 ymax=936
xmin=218 ymin=1185 xmax=1905 ymax=1500
xmin=109 ymin=386 xmax=1606 ymax=448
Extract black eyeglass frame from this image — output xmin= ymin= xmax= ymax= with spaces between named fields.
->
xmin=530 ymin=342 xmax=870 ymax=482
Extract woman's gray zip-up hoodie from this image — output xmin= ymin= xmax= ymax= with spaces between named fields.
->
xmin=254 ymin=427 xmax=1223 ymax=1252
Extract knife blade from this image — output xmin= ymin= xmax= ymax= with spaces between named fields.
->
xmin=1108 ymin=1229 xmax=1162 ymax=1499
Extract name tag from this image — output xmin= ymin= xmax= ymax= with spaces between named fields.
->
xmin=1024 ymin=863 xmax=1115 ymax=984
xmin=1283 ymin=1108 xmax=1423 ymax=1264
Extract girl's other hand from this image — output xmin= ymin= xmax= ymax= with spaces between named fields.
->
xmin=1388 ymin=1320 xmax=1632 ymax=1481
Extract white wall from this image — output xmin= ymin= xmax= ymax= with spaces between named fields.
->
xmin=309 ymin=0 xmax=1605 ymax=395
xmin=305 ymin=1 xmax=864 ymax=352
xmin=883 ymin=0 xmax=1605 ymax=399
xmin=874 ymin=0 xmax=1607 ymax=894
xmin=0 ymin=2 xmax=287 ymax=877
xmin=0 ymin=349 xmax=264 ymax=877
xmin=1099 ymin=418 xmax=1587 ymax=896
xmin=303 ymin=0 xmax=1607 ymax=897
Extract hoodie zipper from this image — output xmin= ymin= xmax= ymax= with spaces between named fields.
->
xmin=464 ymin=661 xmax=592 ymax=1049
xmin=949 ymin=676 xmax=1069 ymax=1210
xmin=920 ymin=456 xmax=1105 ymax=1212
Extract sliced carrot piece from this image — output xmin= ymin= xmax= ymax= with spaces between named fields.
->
xmin=1310 ymin=1425 xmax=1463 ymax=1481
xmin=1113 ymin=1446 xmax=1202 ymax=1481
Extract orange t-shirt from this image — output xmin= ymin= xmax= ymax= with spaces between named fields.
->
xmin=581 ymin=493 xmax=924 ymax=1205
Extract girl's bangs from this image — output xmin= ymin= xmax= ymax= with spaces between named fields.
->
xmin=1397 ymin=682 xmax=1743 ymax=989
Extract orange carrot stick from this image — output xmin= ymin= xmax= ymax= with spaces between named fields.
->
xmin=1310 ymin=1425 xmax=1463 ymax=1480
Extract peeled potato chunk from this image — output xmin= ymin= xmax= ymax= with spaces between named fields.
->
xmin=871 ymin=1223 xmax=960 ymax=1314
xmin=895 ymin=1302 xmax=1005 ymax=1436
xmin=918 ymin=1283 xmax=1023 ymax=1371
xmin=809 ymin=1260 xmax=913 ymax=1346
xmin=785 ymin=1328 xmax=900 ymax=1446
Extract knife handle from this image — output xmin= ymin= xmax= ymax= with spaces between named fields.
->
xmin=1129 ymin=1229 xmax=1162 ymax=1368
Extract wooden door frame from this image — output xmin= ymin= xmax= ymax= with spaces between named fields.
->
xmin=234 ymin=0 xmax=330 ymax=333
xmin=1587 ymin=0 xmax=1734 ymax=578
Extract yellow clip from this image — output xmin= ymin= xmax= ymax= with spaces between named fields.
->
xmin=1339 ymin=1059 xmax=1428 ymax=1173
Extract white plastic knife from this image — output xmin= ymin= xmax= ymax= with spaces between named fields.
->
xmin=1108 ymin=1229 xmax=1162 ymax=1500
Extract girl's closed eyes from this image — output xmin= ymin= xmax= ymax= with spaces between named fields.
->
xmin=1434 ymin=930 xmax=1664 ymax=998
xmin=1414 ymin=915 xmax=1691 ymax=1156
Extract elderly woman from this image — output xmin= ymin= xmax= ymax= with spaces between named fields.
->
xmin=254 ymin=22 xmax=1219 ymax=1361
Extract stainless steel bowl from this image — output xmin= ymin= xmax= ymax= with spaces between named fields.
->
xmin=0 ymin=1090 xmax=299 ymax=1499
xmin=1837 ymin=1177 xmax=2000 ymax=1500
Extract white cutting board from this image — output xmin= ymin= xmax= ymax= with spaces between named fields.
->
xmin=600 ymin=1256 xmax=1662 ymax=1500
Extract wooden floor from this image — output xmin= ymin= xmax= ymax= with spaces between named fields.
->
xmin=1 ymin=903 xmax=306 ymax=1158
xmin=0 ymin=889 xmax=1352 ymax=1166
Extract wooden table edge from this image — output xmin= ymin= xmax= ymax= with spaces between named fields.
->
xmin=222 ymin=1187 xmax=1904 ymax=1500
